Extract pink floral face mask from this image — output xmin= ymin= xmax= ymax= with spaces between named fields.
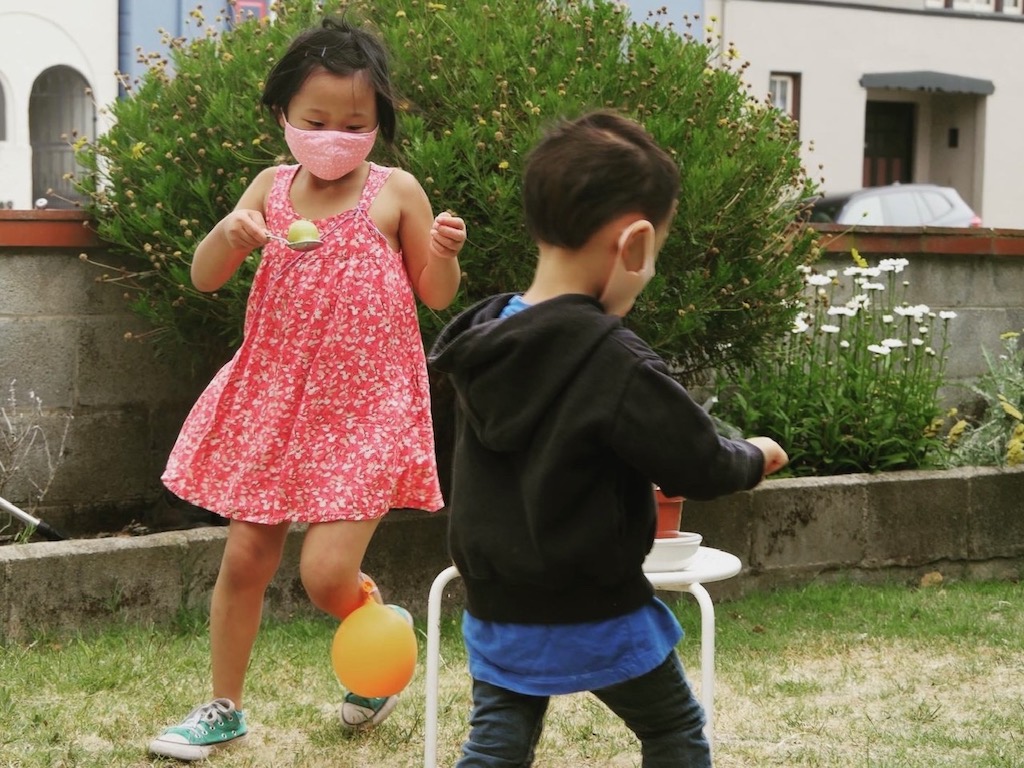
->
xmin=284 ymin=120 xmax=378 ymax=180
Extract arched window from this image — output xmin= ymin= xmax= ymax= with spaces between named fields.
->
xmin=29 ymin=66 xmax=95 ymax=209
xmin=0 ymin=80 xmax=7 ymax=141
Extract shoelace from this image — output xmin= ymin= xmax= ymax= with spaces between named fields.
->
xmin=347 ymin=694 xmax=386 ymax=709
xmin=178 ymin=699 xmax=233 ymax=737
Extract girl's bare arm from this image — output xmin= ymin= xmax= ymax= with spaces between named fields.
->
xmin=391 ymin=170 xmax=464 ymax=310
xmin=191 ymin=168 xmax=276 ymax=292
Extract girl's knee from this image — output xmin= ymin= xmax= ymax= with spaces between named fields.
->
xmin=220 ymin=525 xmax=287 ymax=589
xmin=301 ymin=566 xmax=365 ymax=618
xmin=300 ymin=520 xmax=381 ymax=618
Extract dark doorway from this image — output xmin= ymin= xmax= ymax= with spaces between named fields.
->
xmin=863 ymin=101 xmax=914 ymax=187
xmin=29 ymin=66 xmax=95 ymax=209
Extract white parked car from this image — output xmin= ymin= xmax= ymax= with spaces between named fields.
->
xmin=809 ymin=183 xmax=982 ymax=228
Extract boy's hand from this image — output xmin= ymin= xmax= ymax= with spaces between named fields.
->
xmin=746 ymin=436 xmax=789 ymax=477
xmin=430 ymin=212 xmax=466 ymax=259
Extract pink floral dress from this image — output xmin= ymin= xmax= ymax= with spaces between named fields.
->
xmin=162 ymin=164 xmax=444 ymax=523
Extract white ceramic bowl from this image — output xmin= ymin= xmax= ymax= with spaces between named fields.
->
xmin=643 ymin=531 xmax=703 ymax=572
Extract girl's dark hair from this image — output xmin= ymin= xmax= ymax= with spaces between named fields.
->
xmin=522 ymin=111 xmax=680 ymax=249
xmin=261 ymin=16 xmax=396 ymax=143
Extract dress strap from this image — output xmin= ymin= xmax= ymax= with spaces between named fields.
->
xmin=273 ymin=164 xmax=300 ymax=192
xmin=358 ymin=163 xmax=395 ymax=210
xmin=266 ymin=165 xmax=300 ymax=223
xmin=261 ymin=165 xmax=303 ymax=241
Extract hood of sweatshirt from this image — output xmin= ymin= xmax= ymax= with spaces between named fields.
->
xmin=430 ymin=293 xmax=621 ymax=453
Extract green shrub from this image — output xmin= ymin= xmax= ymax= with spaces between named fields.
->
xmin=714 ymin=251 xmax=953 ymax=476
xmin=943 ymin=331 xmax=1024 ymax=467
xmin=75 ymin=0 xmax=819 ymax=376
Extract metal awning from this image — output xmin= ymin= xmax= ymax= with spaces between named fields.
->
xmin=860 ymin=71 xmax=995 ymax=96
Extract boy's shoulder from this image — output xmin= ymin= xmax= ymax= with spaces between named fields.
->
xmin=519 ymin=296 xmax=667 ymax=372
xmin=603 ymin=323 xmax=667 ymax=368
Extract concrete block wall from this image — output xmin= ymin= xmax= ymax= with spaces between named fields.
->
xmin=816 ymin=226 xmax=1024 ymax=395
xmin=2 ymin=467 xmax=1021 ymax=641
xmin=3 ymin=216 xmax=1024 ymax=537
xmin=683 ymin=465 xmax=1024 ymax=600
xmin=0 ymin=509 xmax=454 ymax=640
xmin=0 ymin=231 xmax=213 ymax=531
xmin=816 ymin=250 xmax=1024 ymax=388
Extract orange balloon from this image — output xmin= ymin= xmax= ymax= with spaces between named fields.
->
xmin=331 ymin=601 xmax=417 ymax=697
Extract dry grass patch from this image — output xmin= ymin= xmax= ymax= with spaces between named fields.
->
xmin=1 ymin=579 xmax=1020 ymax=767
xmin=712 ymin=643 xmax=1022 ymax=767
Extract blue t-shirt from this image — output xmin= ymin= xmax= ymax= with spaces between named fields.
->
xmin=463 ymin=294 xmax=684 ymax=696
xmin=463 ymin=599 xmax=683 ymax=695
xmin=498 ymin=293 xmax=533 ymax=319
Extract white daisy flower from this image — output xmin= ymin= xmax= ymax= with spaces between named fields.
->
xmin=878 ymin=258 xmax=909 ymax=273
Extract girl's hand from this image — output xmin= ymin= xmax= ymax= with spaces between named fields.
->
xmin=191 ymin=166 xmax=275 ymax=292
xmin=191 ymin=209 xmax=269 ymax=292
xmin=429 ymin=212 xmax=466 ymax=260
xmin=221 ymin=209 xmax=272 ymax=252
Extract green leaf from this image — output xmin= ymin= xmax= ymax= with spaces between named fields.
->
xmin=75 ymin=0 xmax=818 ymax=375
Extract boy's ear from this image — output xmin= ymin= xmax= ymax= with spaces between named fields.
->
xmin=617 ymin=219 xmax=656 ymax=274
xmin=600 ymin=219 xmax=656 ymax=316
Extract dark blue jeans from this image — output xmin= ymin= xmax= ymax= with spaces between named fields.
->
xmin=455 ymin=652 xmax=711 ymax=767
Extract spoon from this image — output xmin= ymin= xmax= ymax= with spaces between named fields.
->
xmin=266 ymin=232 xmax=323 ymax=252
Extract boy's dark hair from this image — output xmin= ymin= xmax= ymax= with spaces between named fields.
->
xmin=522 ymin=111 xmax=680 ymax=249
xmin=261 ymin=16 xmax=397 ymax=143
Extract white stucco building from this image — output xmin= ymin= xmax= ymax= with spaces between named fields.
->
xmin=0 ymin=0 xmax=267 ymax=212
xmin=0 ymin=2 xmax=118 ymax=211
xmin=629 ymin=0 xmax=1024 ymax=228
xmin=2 ymin=1 xmax=1023 ymax=226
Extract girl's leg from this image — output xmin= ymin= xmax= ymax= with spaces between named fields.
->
xmin=149 ymin=520 xmax=290 ymax=761
xmin=211 ymin=520 xmax=291 ymax=708
xmin=300 ymin=518 xmax=402 ymax=730
xmin=456 ymin=679 xmax=549 ymax=768
xmin=592 ymin=652 xmax=711 ymax=768
xmin=299 ymin=518 xmax=382 ymax=619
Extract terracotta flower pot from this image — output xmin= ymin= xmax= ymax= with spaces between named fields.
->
xmin=653 ymin=486 xmax=684 ymax=538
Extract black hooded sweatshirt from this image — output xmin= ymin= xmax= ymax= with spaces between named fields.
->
xmin=429 ymin=293 xmax=765 ymax=625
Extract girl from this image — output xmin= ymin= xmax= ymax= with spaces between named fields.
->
xmin=149 ymin=17 xmax=465 ymax=762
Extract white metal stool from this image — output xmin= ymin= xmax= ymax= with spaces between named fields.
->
xmin=423 ymin=547 xmax=743 ymax=768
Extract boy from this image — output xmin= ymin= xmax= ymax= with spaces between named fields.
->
xmin=428 ymin=110 xmax=788 ymax=767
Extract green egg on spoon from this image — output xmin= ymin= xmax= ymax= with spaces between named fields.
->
xmin=266 ymin=219 xmax=323 ymax=251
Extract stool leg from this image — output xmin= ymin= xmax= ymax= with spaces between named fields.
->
xmin=425 ymin=565 xmax=461 ymax=768
xmin=685 ymin=582 xmax=716 ymax=754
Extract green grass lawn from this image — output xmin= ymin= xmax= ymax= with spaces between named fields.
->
xmin=1 ymin=578 xmax=1021 ymax=767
